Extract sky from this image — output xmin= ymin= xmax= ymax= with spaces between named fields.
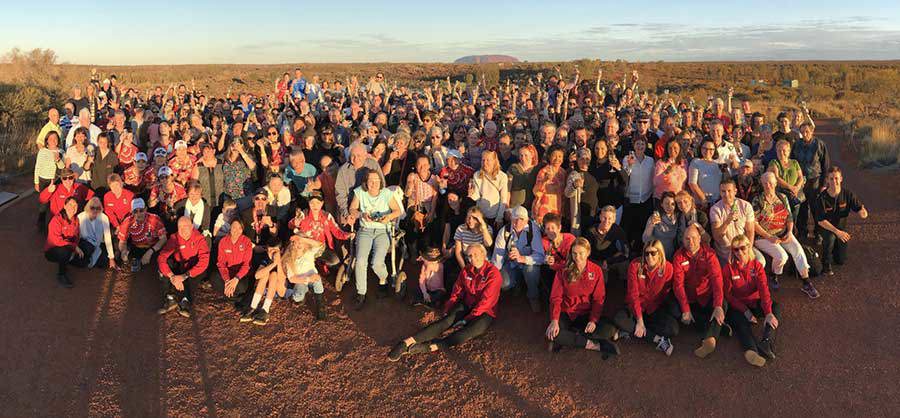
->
xmin=2 ymin=0 xmax=900 ymax=64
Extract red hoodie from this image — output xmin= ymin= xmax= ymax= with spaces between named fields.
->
xmin=549 ymin=261 xmax=605 ymax=323
xmin=445 ymin=261 xmax=502 ymax=321
xmin=723 ymin=258 xmax=772 ymax=315
xmin=626 ymin=259 xmax=676 ymax=318
xmin=157 ymin=229 xmax=210 ymax=278
xmin=45 ymin=213 xmax=80 ymax=251
xmin=672 ymin=244 xmax=724 ymax=312
xmin=39 ymin=183 xmax=94 ymax=217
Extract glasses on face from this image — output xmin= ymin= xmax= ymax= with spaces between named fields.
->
xmin=423 ymin=118 xmax=433 ymax=123
xmin=639 ymin=121 xmax=650 ymax=124
xmin=89 ymin=206 xmax=101 ymax=211
xmin=646 ymin=250 xmax=659 ymax=256
xmin=268 ymin=131 xmax=278 ymax=136
xmin=254 ymin=196 xmax=267 ymax=201
xmin=62 ymin=176 xmax=75 ymax=181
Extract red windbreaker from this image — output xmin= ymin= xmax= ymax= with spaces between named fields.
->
xmin=672 ymin=244 xmax=724 ymax=312
xmin=103 ymin=189 xmax=134 ymax=229
xmin=542 ymin=233 xmax=576 ymax=272
xmin=45 ymin=213 xmax=79 ymax=251
xmin=157 ymin=229 xmax=210 ymax=278
xmin=445 ymin=261 xmax=502 ymax=321
xmin=723 ymin=259 xmax=772 ymax=315
xmin=216 ymin=234 xmax=253 ymax=281
xmin=626 ymin=259 xmax=677 ymax=318
xmin=39 ymin=183 xmax=94 ymax=216
xmin=549 ymin=261 xmax=605 ymax=323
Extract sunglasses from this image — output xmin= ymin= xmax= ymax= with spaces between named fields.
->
xmin=646 ymin=250 xmax=660 ymax=256
xmin=254 ymin=196 xmax=267 ymax=201
xmin=89 ymin=206 xmax=101 ymax=211
xmin=268 ymin=131 xmax=278 ymax=136
xmin=62 ymin=176 xmax=75 ymax=181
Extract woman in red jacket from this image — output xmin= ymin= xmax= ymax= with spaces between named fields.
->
xmin=388 ymin=243 xmax=501 ymax=361
xmin=545 ymin=238 xmax=619 ymax=357
xmin=602 ymin=239 xmax=682 ymax=356
xmin=724 ymin=235 xmax=780 ymax=367
xmin=45 ymin=197 xmax=88 ymax=287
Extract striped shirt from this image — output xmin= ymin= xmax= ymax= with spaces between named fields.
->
xmin=34 ymin=148 xmax=63 ymax=184
xmin=454 ymin=225 xmax=493 ymax=249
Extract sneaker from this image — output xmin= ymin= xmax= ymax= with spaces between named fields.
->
xmin=655 ymin=336 xmax=674 ymax=356
xmin=239 ymin=306 xmax=255 ymax=323
xmin=744 ymin=349 xmax=766 ymax=367
xmin=354 ymin=294 xmax=366 ymax=311
xmin=529 ymin=298 xmax=542 ymax=313
xmin=769 ymin=274 xmax=780 ymax=291
xmin=252 ymin=308 xmax=269 ymax=325
xmin=801 ymin=281 xmax=820 ymax=299
xmin=291 ymin=288 xmax=305 ymax=304
xmin=157 ymin=296 xmax=177 ymax=315
xmin=177 ymin=298 xmax=191 ymax=318
xmin=56 ymin=273 xmax=73 ymax=288
xmin=693 ymin=338 xmax=716 ymax=358
xmin=757 ymin=338 xmax=776 ymax=360
xmin=822 ymin=266 xmax=835 ymax=276
xmin=388 ymin=341 xmax=412 ymax=361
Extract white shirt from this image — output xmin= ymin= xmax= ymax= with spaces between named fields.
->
xmin=77 ymin=211 xmax=114 ymax=267
xmin=709 ymin=198 xmax=755 ymax=259
xmin=624 ymin=155 xmax=654 ymax=204
xmin=469 ymin=170 xmax=510 ymax=222
xmin=65 ymin=119 xmax=102 ymax=149
xmin=183 ymin=198 xmax=205 ymax=230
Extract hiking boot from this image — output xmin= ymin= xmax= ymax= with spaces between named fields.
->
xmin=157 ymin=296 xmax=177 ymax=315
xmin=314 ymin=294 xmax=326 ymax=321
xmin=388 ymin=341 xmax=412 ymax=362
xmin=694 ymin=337 xmax=717 ymax=358
xmin=239 ymin=306 xmax=255 ymax=323
xmin=354 ymin=294 xmax=366 ymax=311
xmin=744 ymin=350 xmax=766 ymax=367
xmin=177 ymin=298 xmax=192 ymax=318
xmin=655 ymin=336 xmax=674 ymax=356
xmin=252 ymin=308 xmax=269 ymax=326
xmin=376 ymin=284 xmax=390 ymax=299
xmin=528 ymin=298 xmax=542 ymax=313
xmin=769 ymin=274 xmax=780 ymax=291
xmin=757 ymin=338 xmax=776 ymax=360
xmin=801 ymin=281 xmax=820 ymax=299
xmin=56 ymin=273 xmax=73 ymax=288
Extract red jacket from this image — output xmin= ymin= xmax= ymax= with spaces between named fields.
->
xmin=723 ymin=259 xmax=772 ymax=315
xmin=626 ymin=259 xmax=675 ymax=318
xmin=103 ymin=189 xmax=134 ymax=229
xmin=542 ymin=233 xmax=576 ymax=272
xmin=157 ymin=229 xmax=210 ymax=278
xmin=445 ymin=261 xmax=502 ymax=321
xmin=216 ymin=234 xmax=253 ymax=281
xmin=288 ymin=209 xmax=350 ymax=249
xmin=549 ymin=261 xmax=605 ymax=323
xmin=39 ymin=183 xmax=94 ymax=216
xmin=672 ymin=244 xmax=723 ymax=312
xmin=45 ymin=213 xmax=80 ymax=251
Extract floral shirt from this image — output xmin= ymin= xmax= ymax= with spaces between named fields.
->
xmin=752 ymin=192 xmax=791 ymax=237
xmin=223 ymin=158 xmax=253 ymax=199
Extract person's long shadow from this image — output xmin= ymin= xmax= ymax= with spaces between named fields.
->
xmin=186 ymin=302 xmax=220 ymax=418
xmin=117 ymin=269 xmax=165 ymax=418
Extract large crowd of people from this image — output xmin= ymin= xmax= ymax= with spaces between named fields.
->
xmin=35 ymin=67 xmax=869 ymax=367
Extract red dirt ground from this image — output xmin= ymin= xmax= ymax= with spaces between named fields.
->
xmin=1 ymin=119 xmax=898 ymax=417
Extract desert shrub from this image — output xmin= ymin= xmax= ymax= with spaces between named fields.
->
xmin=855 ymin=118 xmax=900 ymax=168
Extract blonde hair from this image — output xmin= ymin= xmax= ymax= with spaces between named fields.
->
xmin=480 ymin=150 xmax=500 ymax=179
xmin=642 ymin=239 xmax=667 ymax=270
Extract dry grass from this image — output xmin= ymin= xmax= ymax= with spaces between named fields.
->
xmin=854 ymin=118 xmax=900 ymax=168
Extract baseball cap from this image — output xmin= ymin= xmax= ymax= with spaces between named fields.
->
xmin=174 ymin=140 xmax=188 ymax=150
xmin=134 ymin=152 xmax=148 ymax=162
xmin=157 ymin=166 xmax=173 ymax=177
xmin=447 ymin=149 xmax=463 ymax=160
xmin=131 ymin=198 xmax=146 ymax=211
xmin=153 ymin=148 xmax=169 ymax=158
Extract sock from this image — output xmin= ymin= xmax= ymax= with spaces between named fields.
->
xmin=250 ymin=293 xmax=262 ymax=309
xmin=262 ymin=298 xmax=273 ymax=312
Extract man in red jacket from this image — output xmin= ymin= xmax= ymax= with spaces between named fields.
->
xmin=213 ymin=218 xmax=253 ymax=305
xmin=388 ymin=243 xmax=501 ymax=361
xmin=157 ymin=216 xmax=210 ymax=318
xmin=39 ymin=168 xmax=94 ymax=222
xmin=672 ymin=224 xmax=727 ymax=359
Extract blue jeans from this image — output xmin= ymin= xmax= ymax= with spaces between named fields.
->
xmin=355 ymin=227 xmax=390 ymax=296
xmin=500 ymin=261 xmax=541 ymax=300
xmin=292 ymin=280 xmax=324 ymax=302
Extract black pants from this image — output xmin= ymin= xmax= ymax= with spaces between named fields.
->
xmin=554 ymin=314 xmax=609 ymax=348
xmin=608 ymin=297 xmax=681 ymax=341
xmin=819 ymin=229 xmax=848 ymax=268
xmin=622 ymin=198 xmax=653 ymax=253
xmin=160 ymin=258 xmax=205 ymax=303
xmin=412 ymin=304 xmax=493 ymax=348
xmin=45 ymin=244 xmax=89 ymax=275
xmin=605 ymin=261 xmax=629 ymax=285
xmin=539 ymin=265 xmax=556 ymax=305
xmin=687 ymin=301 xmax=727 ymax=340
xmin=796 ymin=179 xmax=819 ymax=237
xmin=726 ymin=301 xmax=781 ymax=352
xmin=36 ymin=178 xmax=53 ymax=226
xmin=210 ymin=270 xmax=252 ymax=301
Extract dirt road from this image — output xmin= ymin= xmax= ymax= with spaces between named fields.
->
xmin=1 ymin=119 xmax=898 ymax=417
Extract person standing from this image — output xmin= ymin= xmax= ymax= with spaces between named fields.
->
xmin=791 ymin=122 xmax=830 ymax=238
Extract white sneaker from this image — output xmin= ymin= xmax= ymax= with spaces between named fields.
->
xmin=656 ymin=337 xmax=674 ymax=356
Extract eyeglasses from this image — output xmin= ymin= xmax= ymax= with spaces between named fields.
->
xmin=423 ymin=118 xmax=433 ymax=123
xmin=89 ymin=206 xmax=101 ymax=211
xmin=639 ymin=121 xmax=650 ymax=124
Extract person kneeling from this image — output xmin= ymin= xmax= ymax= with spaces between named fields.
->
xmin=284 ymin=234 xmax=328 ymax=321
xmin=157 ymin=217 xmax=211 ymax=318
xmin=388 ymin=243 xmax=500 ymax=361
xmin=545 ymin=238 xmax=619 ymax=357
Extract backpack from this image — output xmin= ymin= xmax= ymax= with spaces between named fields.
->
xmin=502 ymin=221 xmax=536 ymax=252
xmin=803 ymin=243 xmax=823 ymax=277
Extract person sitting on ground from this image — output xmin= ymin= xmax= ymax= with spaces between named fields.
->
xmin=601 ymin=239 xmax=681 ymax=356
xmin=240 ymin=244 xmax=284 ymax=326
xmin=283 ymin=234 xmax=328 ymax=320
xmin=388 ymin=243 xmax=501 ymax=361
xmin=156 ymin=216 xmax=210 ymax=318
xmin=753 ymin=172 xmax=818 ymax=297
xmin=672 ymin=223 xmax=726 ymax=359
xmin=453 ymin=206 xmax=494 ymax=270
xmin=213 ymin=218 xmax=253 ymax=306
xmin=117 ymin=198 xmax=168 ymax=273
xmin=545 ymin=237 xmax=619 ymax=357
xmin=45 ymin=197 xmax=88 ymax=288
xmin=288 ymin=191 xmax=354 ymax=290
xmin=491 ymin=205 xmax=546 ymax=313
xmin=812 ymin=166 xmax=868 ymax=276
xmin=413 ymin=246 xmax=446 ymax=309
xmin=77 ymin=197 xmax=116 ymax=270
xmin=723 ymin=235 xmax=780 ymax=367
xmin=582 ymin=205 xmax=630 ymax=282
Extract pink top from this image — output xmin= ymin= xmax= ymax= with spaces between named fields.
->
xmin=653 ymin=160 xmax=687 ymax=199
xmin=419 ymin=260 xmax=445 ymax=294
